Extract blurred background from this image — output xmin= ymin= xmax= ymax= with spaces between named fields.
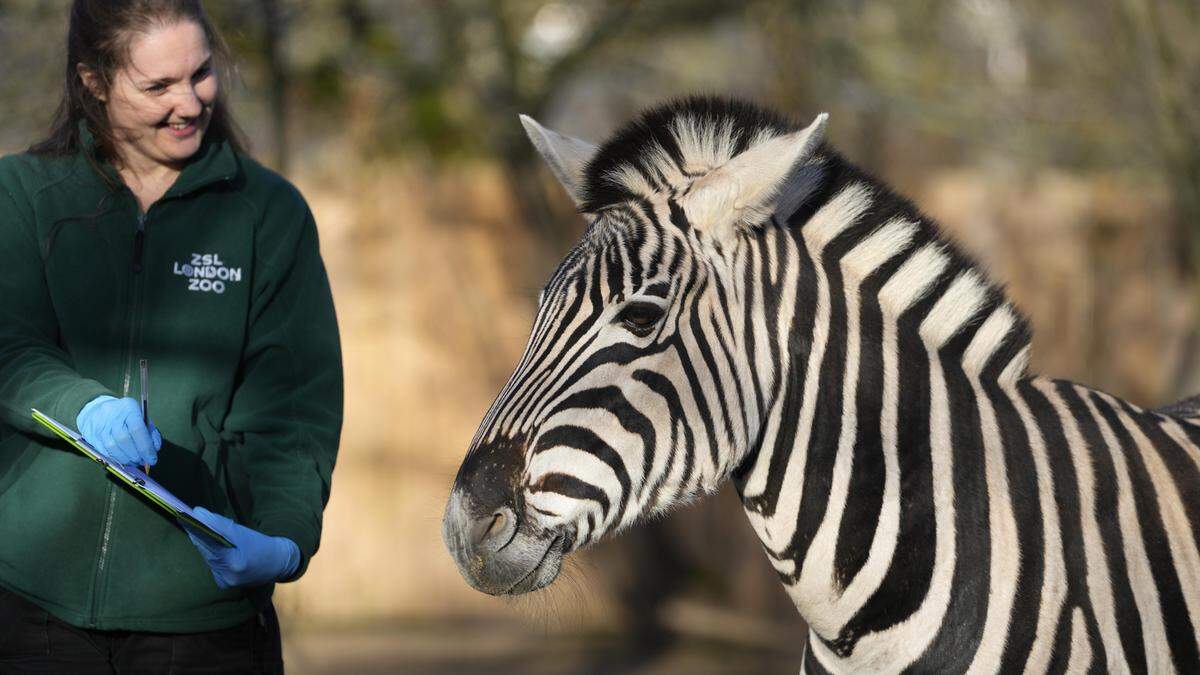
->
xmin=2 ymin=0 xmax=1199 ymax=672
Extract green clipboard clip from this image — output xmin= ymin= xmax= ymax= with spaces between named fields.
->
xmin=31 ymin=408 xmax=234 ymax=548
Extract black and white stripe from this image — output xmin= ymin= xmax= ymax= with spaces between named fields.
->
xmin=444 ymin=97 xmax=1200 ymax=672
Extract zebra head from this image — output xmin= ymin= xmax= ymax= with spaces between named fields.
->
xmin=443 ymin=98 xmax=828 ymax=595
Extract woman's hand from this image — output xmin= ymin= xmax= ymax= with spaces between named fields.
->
xmin=185 ymin=507 xmax=301 ymax=588
xmin=76 ymin=395 xmax=161 ymax=469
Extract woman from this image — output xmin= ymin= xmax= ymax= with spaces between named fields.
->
xmin=0 ymin=1 xmax=342 ymax=672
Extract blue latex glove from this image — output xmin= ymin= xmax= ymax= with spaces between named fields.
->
xmin=186 ymin=507 xmax=301 ymax=589
xmin=76 ymin=395 xmax=162 ymax=468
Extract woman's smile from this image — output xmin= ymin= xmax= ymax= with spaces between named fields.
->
xmin=162 ymin=117 xmax=203 ymax=139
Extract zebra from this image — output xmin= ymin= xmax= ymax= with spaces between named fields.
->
xmin=442 ymin=96 xmax=1200 ymax=673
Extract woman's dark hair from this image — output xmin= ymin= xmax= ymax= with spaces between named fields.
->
xmin=29 ymin=0 xmax=246 ymax=172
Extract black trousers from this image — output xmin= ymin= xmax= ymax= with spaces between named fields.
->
xmin=0 ymin=586 xmax=283 ymax=674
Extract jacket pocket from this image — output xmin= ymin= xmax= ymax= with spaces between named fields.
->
xmin=163 ymin=411 xmax=232 ymax=516
xmin=195 ymin=411 xmax=242 ymax=519
xmin=218 ymin=432 xmax=254 ymax=524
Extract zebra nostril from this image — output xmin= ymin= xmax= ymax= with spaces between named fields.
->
xmin=471 ymin=506 xmax=516 ymax=550
xmin=483 ymin=512 xmax=504 ymax=539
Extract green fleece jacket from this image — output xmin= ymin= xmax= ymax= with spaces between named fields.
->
xmin=0 ymin=128 xmax=342 ymax=632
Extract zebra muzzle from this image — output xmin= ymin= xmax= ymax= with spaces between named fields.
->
xmin=442 ymin=487 xmax=567 ymax=595
xmin=443 ymin=436 xmax=569 ymax=595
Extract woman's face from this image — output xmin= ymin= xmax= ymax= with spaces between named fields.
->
xmin=91 ymin=20 xmax=217 ymax=171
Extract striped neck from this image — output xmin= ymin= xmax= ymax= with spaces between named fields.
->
xmin=729 ymin=152 xmax=1033 ymax=628
xmin=790 ymin=154 xmax=1032 ymax=384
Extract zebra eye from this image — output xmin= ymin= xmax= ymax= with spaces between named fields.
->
xmin=617 ymin=302 xmax=664 ymax=337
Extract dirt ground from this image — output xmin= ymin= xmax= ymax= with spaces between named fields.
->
xmin=281 ymin=619 xmax=805 ymax=675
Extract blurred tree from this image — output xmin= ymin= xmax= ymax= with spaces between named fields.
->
xmin=0 ymin=0 xmax=69 ymax=151
xmin=1113 ymin=0 xmax=1200 ymax=272
xmin=256 ymin=0 xmax=292 ymax=171
xmin=271 ymin=0 xmax=761 ymax=255
xmin=1108 ymin=0 xmax=1200 ymax=395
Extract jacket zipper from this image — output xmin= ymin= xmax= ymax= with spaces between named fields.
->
xmin=132 ymin=212 xmax=146 ymax=273
xmin=87 ymin=488 xmax=118 ymax=628
xmin=122 ymin=211 xmax=147 ymax=392
xmin=89 ymin=208 xmax=149 ymax=627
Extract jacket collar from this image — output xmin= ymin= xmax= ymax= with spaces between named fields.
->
xmin=77 ymin=120 xmax=240 ymax=200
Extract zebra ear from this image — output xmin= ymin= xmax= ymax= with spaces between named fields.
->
xmin=520 ymin=115 xmax=598 ymax=208
xmin=682 ymin=113 xmax=828 ymax=237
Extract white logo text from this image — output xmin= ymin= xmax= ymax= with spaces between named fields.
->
xmin=173 ymin=252 xmax=243 ymax=294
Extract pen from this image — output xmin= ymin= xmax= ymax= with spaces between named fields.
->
xmin=140 ymin=359 xmax=150 ymax=476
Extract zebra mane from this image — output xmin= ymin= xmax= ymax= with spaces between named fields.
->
xmin=580 ymin=96 xmax=1033 ymax=380
xmin=580 ymin=97 xmax=795 ymax=213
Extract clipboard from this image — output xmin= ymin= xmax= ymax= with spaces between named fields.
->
xmin=31 ymin=408 xmax=234 ymax=547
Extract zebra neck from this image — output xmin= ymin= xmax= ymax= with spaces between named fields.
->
xmin=731 ymin=156 xmax=1033 ymax=621
xmin=789 ymin=156 xmax=1032 ymax=390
